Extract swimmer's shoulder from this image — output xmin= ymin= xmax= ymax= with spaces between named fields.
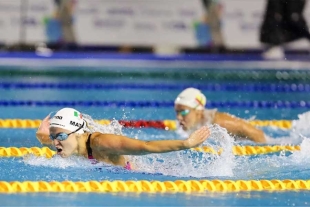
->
xmin=214 ymin=111 xmax=240 ymax=122
xmin=203 ymin=108 xmax=218 ymax=124
xmin=88 ymin=132 xmax=117 ymax=145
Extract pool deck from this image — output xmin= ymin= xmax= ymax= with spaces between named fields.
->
xmin=0 ymin=52 xmax=309 ymax=70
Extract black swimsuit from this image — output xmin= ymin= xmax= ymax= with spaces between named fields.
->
xmin=86 ymin=133 xmax=95 ymax=159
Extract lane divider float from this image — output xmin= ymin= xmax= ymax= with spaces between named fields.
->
xmin=0 ymin=179 xmax=309 ymax=193
xmin=1 ymin=82 xmax=309 ymax=92
xmin=0 ymin=119 xmax=292 ymax=129
xmin=0 ymin=145 xmax=300 ymax=158
xmin=0 ymin=100 xmax=309 ymax=108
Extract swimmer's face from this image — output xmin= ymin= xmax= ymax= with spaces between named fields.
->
xmin=175 ymin=104 xmax=204 ymax=131
xmin=49 ymin=127 xmax=78 ymax=158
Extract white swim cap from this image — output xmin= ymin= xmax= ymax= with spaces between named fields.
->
xmin=49 ymin=108 xmax=85 ymax=134
xmin=174 ymin=88 xmax=206 ymax=110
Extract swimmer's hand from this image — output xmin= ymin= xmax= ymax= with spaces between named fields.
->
xmin=37 ymin=114 xmax=50 ymax=135
xmin=184 ymin=126 xmax=210 ymax=148
xmin=36 ymin=114 xmax=52 ymax=146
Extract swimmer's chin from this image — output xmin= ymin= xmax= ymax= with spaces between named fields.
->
xmin=181 ymin=125 xmax=196 ymax=132
xmin=181 ymin=125 xmax=189 ymax=131
xmin=57 ymin=152 xmax=69 ymax=158
xmin=59 ymin=151 xmax=79 ymax=158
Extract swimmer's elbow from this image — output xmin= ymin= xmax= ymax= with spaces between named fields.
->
xmin=256 ymin=133 xmax=267 ymax=143
xmin=240 ymin=124 xmax=266 ymax=143
xmin=35 ymin=131 xmax=45 ymax=143
xmin=250 ymin=130 xmax=266 ymax=143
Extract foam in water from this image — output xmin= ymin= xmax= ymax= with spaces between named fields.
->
xmin=131 ymin=124 xmax=236 ymax=178
xmin=83 ymin=114 xmax=124 ymax=135
xmin=265 ymin=111 xmax=310 ymax=145
xmin=291 ymin=111 xmax=310 ymax=137
xmin=23 ymin=154 xmax=99 ymax=169
xmin=83 ymin=114 xmax=237 ymax=178
xmin=232 ymin=135 xmax=310 ymax=180
xmin=214 ymin=126 xmax=310 ymax=180
xmin=290 ymin=136 xmax=310 ymax=162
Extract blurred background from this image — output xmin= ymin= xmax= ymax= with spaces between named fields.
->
xmin=1 ymin=1 xmax=310 ymax=206
xmin=1 ymin=0 xmax=309 ymax=57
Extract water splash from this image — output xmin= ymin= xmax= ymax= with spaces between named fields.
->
xmin=23 ymin=124 xmax=237 ymax=178
xmin=291 ymin=111 xmax=310 ymax=138
xmin=264 ymin=111 xmax=310 ymax=145
xmin=290 ymin=136 xmax=310 ymax=162
xmin=131 ymin=124 xmax=236 ymax=178
xmin=83 ymin=113 xmax=123 ymax=135
xmin=202 ymin=124 xmax=236 ymax=177
xmin=82 ymin=114 xmax=238 ymax=178
xmin=232 ymin=136 xmax=310 ymax=180
xmin=22 ymin=154 xmax=105 ymax=169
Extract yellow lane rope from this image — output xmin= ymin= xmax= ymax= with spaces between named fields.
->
xmin=0 ymin=179 xmax=309 ymax=193
xmin=0 ymin=145 xmax=300 ymax=158
xmin=0 ymin=119 xmax=292 ymax=129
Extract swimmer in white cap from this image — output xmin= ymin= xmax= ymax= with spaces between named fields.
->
xmin=36 ymin=107 xmax=211 ymax=169
xmin=174 ymin=88 xmax=266 ymax=143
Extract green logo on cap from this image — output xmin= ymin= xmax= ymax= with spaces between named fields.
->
xmin=74 ymin=111 xmax=83 ymax=119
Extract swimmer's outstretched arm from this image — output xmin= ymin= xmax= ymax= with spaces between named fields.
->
xmin=214 ymin=112 xmax=266 ymax=143
xmin=36 ymin=115 xmax=53 ymax=147
xmin=92 ymin=126 xmax=210 ymax=155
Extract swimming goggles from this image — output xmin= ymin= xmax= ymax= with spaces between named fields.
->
xmin=177 ymin=109 xmax=191 ymax=117
xmin=49 ymin=122 xmax=85 ymax=141
xmin=177 ymin=98 xmax=204 ymax=117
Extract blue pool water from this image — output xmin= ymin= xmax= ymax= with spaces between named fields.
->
xmin=1 ymin=191 xmax=310 ymax=206
xmin=1 ymin=53 xmax=310 ymax=206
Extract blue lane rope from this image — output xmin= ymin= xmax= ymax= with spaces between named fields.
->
xmin=1 ymin=82 xmax=310 ymax=92
xmin=0 ymin=100 xmax=309 ymax=108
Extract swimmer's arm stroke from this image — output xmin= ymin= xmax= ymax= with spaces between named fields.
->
xmin=214 ymin=112 xmax=266 ymax=143
xmin=36 ymin=131 xmax=53 ymax=147
xmin=36 ymin=115 xmax=53 ymax=148
xmin=92 ymin=126 xmax=210 ymax=155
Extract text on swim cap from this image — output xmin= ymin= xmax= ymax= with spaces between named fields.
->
xmin=51 ymin=123 xmax=65 ymax=127
xmin=70 ymin=121 xmax=82 ymax=127
xmin=54 ymin=116 xmax=62 ymax=120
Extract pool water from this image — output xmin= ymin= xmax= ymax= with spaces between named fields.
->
xmin=0 ymin=53 xmax=310 ymax=206
xmin=1 ymin=191 xmax=310 ymax=206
